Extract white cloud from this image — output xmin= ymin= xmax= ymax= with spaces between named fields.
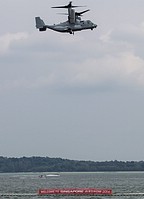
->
xmin=52 ymin=51 xmax=143 ymax=90
xmin=100 ymin=22 xmax=144 ymax=49
xmin=1 ymin=20 xmax=144 ymax=91
xmin=0 ymin=32 xmax=28 ymax=54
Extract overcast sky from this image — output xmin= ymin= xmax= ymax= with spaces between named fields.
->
xmin=0 ymin=0 xmax=144 ymax=161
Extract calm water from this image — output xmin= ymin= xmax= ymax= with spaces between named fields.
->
xmin=0 ymin=172 xmax=144 ymax=198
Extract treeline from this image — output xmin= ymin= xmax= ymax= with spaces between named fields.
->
xmin=0 ymin=156 xmax=144 ymax=172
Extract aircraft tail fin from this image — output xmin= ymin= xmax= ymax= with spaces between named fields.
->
xmin=35 ymin=17 xmax=47 ymax=31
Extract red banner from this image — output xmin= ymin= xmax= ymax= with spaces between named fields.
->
xmin=38 ymin=188 xmax=112 ymax=195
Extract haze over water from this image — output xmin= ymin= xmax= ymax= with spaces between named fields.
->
xmin=0 ymin=172 xmax=144 ymax=199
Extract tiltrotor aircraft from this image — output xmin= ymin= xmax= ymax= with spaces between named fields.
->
xmin=35 ymin=1 xmax=97 ymax=34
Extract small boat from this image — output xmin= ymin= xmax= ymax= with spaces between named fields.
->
xmin=46 ymin=174 xmax=60 ymax=177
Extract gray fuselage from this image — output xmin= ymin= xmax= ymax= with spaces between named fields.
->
xmin=46 ymin=19 xmax=97 ymax=34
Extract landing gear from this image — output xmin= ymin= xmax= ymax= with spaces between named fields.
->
xmin=69 ymin=30 xmax=74 ymax=35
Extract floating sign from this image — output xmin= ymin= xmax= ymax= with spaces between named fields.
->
xmin=38 ymin=188 xmax=112 ymax=195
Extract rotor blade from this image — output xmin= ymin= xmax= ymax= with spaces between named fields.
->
xmin=75 ymin=9 xmax=90 ymax=16
xmin=51 ymin=5 xmax=82 ymax=8
xmin=57 ymin=9 xmax=90 ymax=16
xmin=57 ymin=13 xmax=68 ymax=15
xmin=52 ymin=1 xmax=85 ymax=9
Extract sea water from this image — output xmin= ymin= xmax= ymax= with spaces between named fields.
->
xmin=0 ymin=172 xmax=144 ymax=198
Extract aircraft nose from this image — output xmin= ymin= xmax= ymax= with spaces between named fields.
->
xmin=94 ymin=24 xmax=97 ymax=28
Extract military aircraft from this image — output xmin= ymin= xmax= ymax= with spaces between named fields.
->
xmin=35 ymin=1 xmax=97 ymax=34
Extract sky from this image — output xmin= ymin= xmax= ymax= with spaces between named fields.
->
xmin=0 ymin=0 xmax=144 ymax=161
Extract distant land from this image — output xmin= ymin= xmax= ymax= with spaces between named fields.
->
xmin=0 ymin=156 xmax=144 ymax=173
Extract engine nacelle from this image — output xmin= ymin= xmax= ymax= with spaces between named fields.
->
xmin=69 ymin=9 xmax=75 ymax=24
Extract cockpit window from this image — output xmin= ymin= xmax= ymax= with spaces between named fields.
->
xmin=87 ymin=20 xmax=91 ymax=24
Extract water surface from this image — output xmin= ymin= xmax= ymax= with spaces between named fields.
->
xmin=0 ymin=172 xmax=144 ymax=198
